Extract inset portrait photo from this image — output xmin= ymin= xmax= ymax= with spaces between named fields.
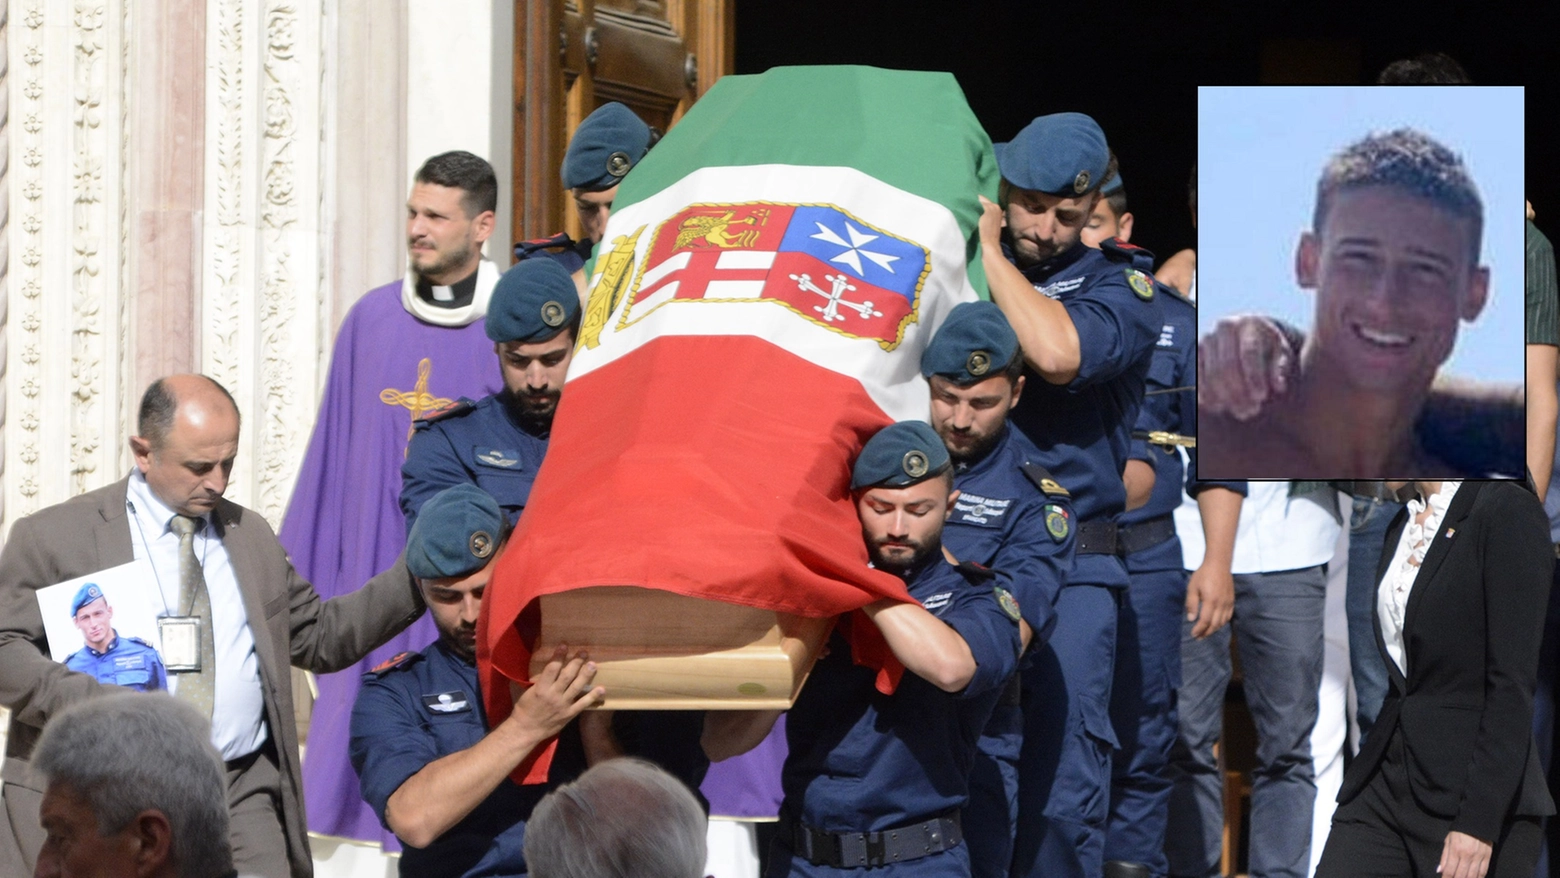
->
xmin=37 ymin=560 xmax=168 ymax=692
xmin=1195 ymin=85 xmax=1524 ymax=480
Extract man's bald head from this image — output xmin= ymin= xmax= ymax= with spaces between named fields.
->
xmin=137 ymin=375 xmax=241 ymax=451
xmin=131 ymin=376 xmax=242 ymax=517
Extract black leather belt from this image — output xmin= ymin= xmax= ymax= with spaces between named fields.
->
xmin=1118 ymin=514 xmax=1177 ymax=556
xmin=790 ymin=811 xmax=963 ymax=868
xmin=1076 ymin=519 xmax=1120 ymax=555
xmin=224 ymin=736 xmax=274 ymax=774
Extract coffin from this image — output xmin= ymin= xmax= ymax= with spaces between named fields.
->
xmin=526 ymin=586 xmax=836 ymax=709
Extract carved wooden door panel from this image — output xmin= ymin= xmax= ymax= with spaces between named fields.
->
xmin=513 ymin=0 xmax=733 ymax=247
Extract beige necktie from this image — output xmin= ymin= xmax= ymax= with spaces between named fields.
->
xmin=170 ymin=514 xmax=216 ymax=717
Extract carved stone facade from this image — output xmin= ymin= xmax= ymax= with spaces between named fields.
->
xmin=2 ymin=0 xmax=512 ymax=537
xmin=3 ymin=0 xmax=128 ymax=525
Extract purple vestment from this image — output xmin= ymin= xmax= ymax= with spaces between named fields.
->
xmin=279 ymin=281 xmax=501 ymax=847
xmin=701 ymin=718 xmax=787 ymax=820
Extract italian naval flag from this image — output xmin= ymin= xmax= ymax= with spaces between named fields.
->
xmin=480 ymin=66 xmax=998 ymax=781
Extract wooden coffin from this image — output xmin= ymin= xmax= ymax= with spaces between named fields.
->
xmin=526 ymin=586 xmax=835 ymax=709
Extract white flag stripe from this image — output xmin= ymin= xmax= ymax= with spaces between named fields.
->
xmin=704 ymin=280 xmax=769 ymax=299
xmin=715 ymin=250 xmax=777 ymax=270
xmin=573 ymin=164 xmax=980 ymax=423
xmin=638 ymin=250 xmax=693 ymax=289
xmin=632 ymin=280 xmax=681 ymax=316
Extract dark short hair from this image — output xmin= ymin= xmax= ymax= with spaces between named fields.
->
xmin=1312 ymin=128 xmax=1483 ymax=263
xmin=138 ymin=376 xmax=240 ymax=448
xmin=1103 ymin=187 xmax=1128 ymax=220
xmin=1188 ymin=162 xmax=1197 ymax=215
xmin=415 ymin=151 xmax=498 ymax=219
xmin=1377 ymin=53 xmax=1471 ymax=84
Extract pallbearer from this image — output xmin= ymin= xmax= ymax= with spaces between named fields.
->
xmin=707 ymin=421 xmax=1023 ymax=877
xmin=919 ymin=301 xmax=1075 ymax=878
xmin=979 ymin=112 xmax=1163 ymax=878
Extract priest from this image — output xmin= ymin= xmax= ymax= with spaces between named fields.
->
xmin=279 ymin=150 xmax=506 ymax=847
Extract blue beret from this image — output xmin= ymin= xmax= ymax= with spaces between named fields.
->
xmin=71 ymin=582 xmax=106 ymax=617
xmin=406 ymin=485 xmax=506 ymax=579
xmin=1101 ymin=170 xmax=1124 ymax=196
xmin=921 ymin=301 xmax=1020 ymax=384
xmin=852 ymin=421 xmax=951 ymax=490
xmin=485 ymin=259 xmax=581 ymax=343
xmin=994 ymin=113 xmax=1109 ymax=197
xmin=561 ymin=102 xmax=652 ymax=192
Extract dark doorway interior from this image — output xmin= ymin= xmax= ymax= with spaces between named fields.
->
xmin=736 ymin=2 xmax=1554 ymax=273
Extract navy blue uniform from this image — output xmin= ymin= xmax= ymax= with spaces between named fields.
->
xmin=64 ymin=632 xmax=167 ymax=692
xmin=351 ymin=641 xmax=710 ymax=877
xmin=401 ymin=393 xmax=549 ymax=532
xmin=940 ymin=426 xmax=1074 ymax=878
xmin=350 ymin=641 xmax=560 ymax=877
xmin=1107 ymin=248 xmax=1197 ymax=875
xmin=766 ymin=558 xmax=1023 ymax=878
xmin=1005 ymin=239 xmax=1162 ymax=878
xmin=514 ymin=233 xmax=593 ymax=276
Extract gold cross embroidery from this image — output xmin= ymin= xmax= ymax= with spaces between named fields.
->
xmin=380 ymin=358 xmax=454 ymax=445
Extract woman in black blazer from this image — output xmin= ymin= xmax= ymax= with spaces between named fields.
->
xmin=1316 ymin=480 xmax=1555 ymax=878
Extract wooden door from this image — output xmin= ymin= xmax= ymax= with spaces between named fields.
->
xmin=513 ymin=0 xmax=734 ymax=248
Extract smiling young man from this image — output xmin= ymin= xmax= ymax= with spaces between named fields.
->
xmin=401 ymin=258 xmax=581 ymax=529
xmin=1199 ymin=128 xmax=1490 ymax=479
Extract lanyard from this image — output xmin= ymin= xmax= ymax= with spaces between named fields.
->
xmin=126 ymin=499 xmax=211 ymax=618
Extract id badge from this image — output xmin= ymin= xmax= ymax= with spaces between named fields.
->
xmin=158 ymin=616 xmax=202 ymax=672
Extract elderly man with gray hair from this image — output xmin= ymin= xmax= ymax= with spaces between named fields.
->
xmin=524 ymin=758 xmax=707 ymax=878
xmin=31 ymin=691 xmax=234 ymax=878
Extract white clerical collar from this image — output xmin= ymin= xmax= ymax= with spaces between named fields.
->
xmin=400 ymin=258 xmax=499 ymax=327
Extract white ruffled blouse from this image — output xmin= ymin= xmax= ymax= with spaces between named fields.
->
xmin=1377 ymin=481 xmax=1462 ymax=676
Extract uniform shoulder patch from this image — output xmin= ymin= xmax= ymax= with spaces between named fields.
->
xmin=126 ymin=636 xmax=156 ymax=648
xmin=1125 ymin=268 xmax=1155 ymax=301
xmin=994 ymin=586 xmax=1022 ymax=623
xmin=1020 ymin=462 xmax=1071 ymax=498
xmin=413 ymin=397 xmax=476 ymax=429
xmin=365 ymin=651 xmax=419 ymax=678
xmin=1043 ymin=503 xmax=1071 ymax=543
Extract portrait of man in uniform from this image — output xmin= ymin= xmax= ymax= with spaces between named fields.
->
xmin=1194 ymin=85 xmax=1525 ymax=480
xmin=60 ymin=582 xmax=168 ymax=693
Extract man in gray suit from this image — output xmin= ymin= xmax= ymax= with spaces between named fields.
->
xmin=0 ymin=374 xmax=427 ymax=877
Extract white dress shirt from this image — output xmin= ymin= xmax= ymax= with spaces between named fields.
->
xmin=1377 ymin=481 xmax=1462 ymax=676
xmin=126 ymin=470 xmax=268 ymax=761
xmin=1176 ymin=480 xmax=1339 ymax=574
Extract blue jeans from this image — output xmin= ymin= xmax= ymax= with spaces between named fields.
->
xmin=1346 ymin=497 xmax=1400 ymax=748
xmin=1165 ymin=566 xmax=1326 ymax=878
